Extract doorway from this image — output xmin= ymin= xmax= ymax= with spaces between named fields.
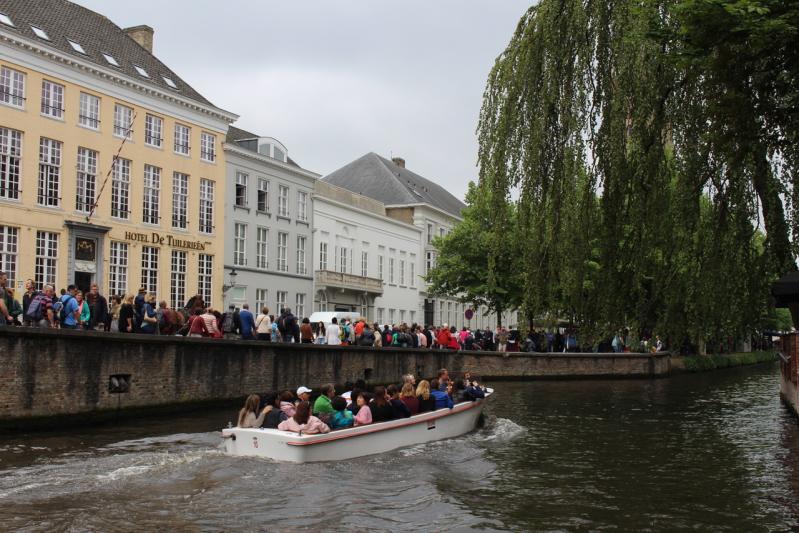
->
xmin=75 ymin=272 xmax=92 ymax=293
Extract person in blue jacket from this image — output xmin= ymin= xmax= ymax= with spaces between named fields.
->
xmin=238 ymin=303 xmax=256 ymax=340
xmin=429 ymin=378 xmax=454 ymax=409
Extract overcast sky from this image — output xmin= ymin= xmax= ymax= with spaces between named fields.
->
xmin=75 ymin=0 xmax=531 ymax=202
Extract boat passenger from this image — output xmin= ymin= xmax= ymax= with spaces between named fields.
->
xmin=437 ymin=368 xmax=450 ymax=390
xmin=463 ymin=380 xmax=486 ymax=401
xmin=416 ymin=380 xmax=436 ymax=413
xmin=279 ymin=390 xmax=296 ymax=418
xmin=387 ymin=384 xmax=411 ymax=418
xmin=400 ymin=383 xmax=420 ymax=415
xmin=341 ymin=380 xmax=355 ymax=405
xmin=296 ymin=386 xmax=312 ymax=404
xmin=277 ymin=401 xmax=330 ymax=434
xmin=237 ymin=394 xmax=272 ymax=428
xmin=430 ymin=379 xmax=454 ymax=410
xmin=369 ymin=386 xmax=395 ymax=422
xmin=313 ymin=384 xmax=336 ymax=418
xmin=329 ymin=396 xmax=354 ymax=429
xmin=263 ymin=393 xmax=288 ymax=429
xmin=402 ymin=374 xmax=416 ymax=387
xmin=353 ymin=393 xmax=372 ymax=426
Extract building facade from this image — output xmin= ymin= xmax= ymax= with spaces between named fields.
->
xmin=313 ymin=180 xmax=421 ymax=323
xmin=223 ymin=127 xmax=317 ymax=316
xmin=322 ymin=153 xmax=518 ymax=329
xmin=0 ymin=2 xmax=236 ymax=308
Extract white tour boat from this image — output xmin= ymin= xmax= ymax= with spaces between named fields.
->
xmin=221 ymin=388 xmax=493 ymax=463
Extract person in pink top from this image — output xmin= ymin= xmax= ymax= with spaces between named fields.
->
xmin=278 ymin=401 xmax=330 ymax=434
xmin=279 ymin=390 xmax=296 ymax=418
xmin=353 ymin=392 xmax=372 ymax=426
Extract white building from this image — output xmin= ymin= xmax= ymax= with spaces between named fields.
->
xmin=321 ymin=153 xmax=518 ymax=329
xmin=223 ymin=126 xmax=318 ymax=317
xmin=313 ymin=180 xmax=420 ymax=324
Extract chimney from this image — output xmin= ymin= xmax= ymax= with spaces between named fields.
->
xmin=124 ymin=25 xmax=154 ymax=53
xmin=392 ymin=157 xmax=406 ymax=168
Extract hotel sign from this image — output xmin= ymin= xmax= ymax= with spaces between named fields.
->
xmin=124 ymin=231 xmax=208 ymax=251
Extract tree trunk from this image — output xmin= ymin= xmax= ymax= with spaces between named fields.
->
xmin=496 ymin=305 xmax=503 ymax=328
xmin=752 ymin=142 xmax=796 ymax=274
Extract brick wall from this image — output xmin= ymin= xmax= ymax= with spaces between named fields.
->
xmin=0 ymin=328 xmax=671 ymax=425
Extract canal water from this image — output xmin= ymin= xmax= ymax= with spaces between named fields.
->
xmin=1 ymin=363 xmax=797 ymax=532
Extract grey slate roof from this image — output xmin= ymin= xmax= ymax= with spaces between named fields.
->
xmin=225 ymin=125 xmax=301 ymax=168
xmin=0 ymin=0 xmax=213 ymax=106
xmin=321 ymin=152 xmax=466 ymax=218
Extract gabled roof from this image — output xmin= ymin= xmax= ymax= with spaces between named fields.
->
xmin=321 ymin=152 xmax=465 ymax=218
xmin=225 ymin=125 xmax=301 ymax=168
xmin=0 ymin=0 xmax=213 ymax=107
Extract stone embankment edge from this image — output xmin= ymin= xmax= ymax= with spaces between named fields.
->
xmin=671 ymin=351 xmax=777 ymax=373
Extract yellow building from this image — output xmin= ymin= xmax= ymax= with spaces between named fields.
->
xmin=0 ymin=2 xmax=237 ymax=307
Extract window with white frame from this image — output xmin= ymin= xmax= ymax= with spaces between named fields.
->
xmin=361 ymin=251 xmax=368 ymax=278
xmin=200 ymin=132 xmax=216 ymax=162
xmin=277 ymin=232 xmax=288 ymax=272
xmin=35 ymin=230 xmax=57 ymax=288
xmin=141 ymin=246 xmax=159 ymax=294
xmin=319 ymin=241 xmax=328 ymax=270
xmin=257 ymin=178 xmax=269 ymax=212
xmin=199 ymin=178 xmax=214 ymax=233
xmin=143 ymin=165 xmax=160 ymax=224
xmin=0 ymin=127 xmax=22 ymax=200
xmin=377 ymin=308 xmax=384 ymax=324
xmin=399 ymin=259 xmax=405 ymax=285
xmin=426 ymin=251 xmax=436 ymax=274
xmin=235 ymin=171 xmax=248 ymax=207
xmin=297 ymin=190 xmax=308 ymax=222
xmin=170 ymin=250 xmax=187 ymax=309
xmin=108 ymin=241 xmax=128 ymax=296
xmin=378 ymin=254 xmax=384 ymax=281
xmin=113 ymin=103 xmax=133 ymax=139
xmin=78 ymin=92 xmax=100 ymax=129
xmin=296 ymin=293 xmax=306 ymax=319
xmin=0 ymin=66 xmax=25 ymax=108
xmin=388 ymin=257 xmax=395 ymax=284
xmin=40 ymin=80 xmax=63 ymax=118
xmin=233 ymin=223 xmax=247 ymax=266
xmin=276 ymin=290 xmax=287 ymax=313
xmin=0 ymin=225 xmax=18 ymax=285
xmin=440 ymin=227 xmax=446 ymax=238
xmin=400 ymin=310 xmax=406 ymax=323
xmin=174 ymin=123 xmax=190 ymax=154
xmin=37 ymin=137 xmax=61 ymax=207
xmin=111 ymin=157 xmax=130 ymax=219
xmin=296 ymin=235 xmax=306 ymax=275
xmin=389 ymin=308 xmax=396 ymax=325
xmin=198 ymin=254 xmax=213 ymax=306
xmin=171 ymin=172 xmax=188 ymax=229
xmin=278 ymin=185 xmax=289 ymax=217
xmin=255 ymin=289 xmax=268 ymax=313
xmin=427 ymin=223 xmax=433 ymax=244
xmin=338 ymin=246 xmax=348 ymax=274
xmin=410 ymin=310 xmax=416 ymax=323
xmin=256 ymin=226 xmax=268 ymax=269
xmin=409 ymin=255 xmax=416 ymax=286
xmin=144 ymin=114 xmax=163 ymax=147
xmin=75 ymin=147 xmax=97 ymax=213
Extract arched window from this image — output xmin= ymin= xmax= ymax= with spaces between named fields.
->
xmin=316 ymin=289 xmax=328 ymax=312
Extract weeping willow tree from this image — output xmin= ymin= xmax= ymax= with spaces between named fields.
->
xmin=477 ymin=0 xmax=799 ymax=350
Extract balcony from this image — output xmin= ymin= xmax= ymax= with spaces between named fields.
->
xmin=315 ymin=270 xmax=384 ymax=295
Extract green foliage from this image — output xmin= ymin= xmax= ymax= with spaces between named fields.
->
xmin=475 ymin=0 xmax=798 ymax=347
xmin=425 ymin=181 xmax=523 ymax=326
xmin=682 ymin=351 xmax=777 ymax=372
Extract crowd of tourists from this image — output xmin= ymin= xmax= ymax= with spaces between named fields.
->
xmin=0 ymin=272 xmax=669 ymax=353
xmin=236 ymin=369 xmax=487 ymax=434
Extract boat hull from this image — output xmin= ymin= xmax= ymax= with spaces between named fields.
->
xmin=222 ymin=390 xmax=491 ymax=463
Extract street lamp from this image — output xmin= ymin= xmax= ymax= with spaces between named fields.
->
xmin=222 ymin=268 xmax=238 ymax=294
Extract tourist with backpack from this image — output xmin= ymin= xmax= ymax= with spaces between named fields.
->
xmin=21 ymin=279 xmax=37 ymax=327
xmin=139 ymin=293 xmax=158 ymax=334
xmin=86 ymin=283 xmax=108 ymax=331
xmin=221 ymin=304 xmax=240 ymax=339
xmin=25 ymin=284 xmax=56 ymax=328
xmin=57 ymin=285 xmax=80 ymax=329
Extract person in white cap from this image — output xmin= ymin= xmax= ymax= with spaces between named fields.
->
xmin=296 ymin=386 xmax=312 ymax=405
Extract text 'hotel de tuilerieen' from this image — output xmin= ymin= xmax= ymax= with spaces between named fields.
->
xmin=0 ymin=0 xmax=237 ymax=307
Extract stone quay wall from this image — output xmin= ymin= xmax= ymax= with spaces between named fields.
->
xmin=0 ymin=328 xmax=671 ymax=427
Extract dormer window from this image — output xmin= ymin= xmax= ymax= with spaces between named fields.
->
xmin=30 ymin=25 xmax=49 ymax=40
xmin=162 ymin=76 xmax=178 ymax=89
xmin=102 ymin=53 xmax=119 ymax=67
xmin=134 ymin=65 xmax=149 ymax=78
xmin=0 ymin=13 xmax=14 ymax=27
xmin=256 ymin=137 xmax=288 ymax=163
xmin=67 ymin=39 xmax=86 ymax=55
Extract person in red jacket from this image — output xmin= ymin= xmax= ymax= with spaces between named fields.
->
xmin=437 ymin=324 xmax=451 ymax=349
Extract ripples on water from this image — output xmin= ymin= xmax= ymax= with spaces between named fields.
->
xmin=0 ymin=363 xmax=797 ymax=532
